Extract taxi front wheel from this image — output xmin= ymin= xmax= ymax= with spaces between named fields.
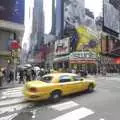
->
xmin=50 ymin=91 xmax=61 ymax=102
xmin=88 ymin=84 xmax=94 ymax=92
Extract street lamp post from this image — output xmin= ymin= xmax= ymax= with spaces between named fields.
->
xmin=10 ymin=40 xmax=21 ymax=82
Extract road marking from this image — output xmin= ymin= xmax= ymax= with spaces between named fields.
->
xmin=3 ymin=87 xmax=23 ymax=92
xmin=1 ymin=87 xmax=23 ymax=99
xmin=52 ymin=107 xmax=94 ymax=120
xmin=100 ymin=119 xmax=105 ymax=120
xmin=2 ymin=90 xmax=22 ymax=94
xmin=0 ymin=98 xmax=25 ymax=106
xmin=2 ymin=91 xmax=23 ymax=96
xmin=0 ymin=103 xmax=30 ymax=115
xmin=0 ymin=94 xmax=24 ymax=100
xmin=50 ymin=101 xmax=79 ymax=111
xmin=2 ymin=87 xmax=23 ymax=94
xmin=0 ymin=113 xmax=18 ymax=120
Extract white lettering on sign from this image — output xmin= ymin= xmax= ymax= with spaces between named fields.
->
xmin=70 ymin=51 xmax=96 ymax=60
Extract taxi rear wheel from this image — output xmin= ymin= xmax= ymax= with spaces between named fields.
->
xmin=50 ymin=91 xmax=61 ymax=102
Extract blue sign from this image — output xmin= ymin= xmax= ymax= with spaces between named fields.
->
xmin=0 ymin=0 xmax=24 ymax=24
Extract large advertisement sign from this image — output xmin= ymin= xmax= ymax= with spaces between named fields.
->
xmin=76 ymin=26 xmax=101 ymax=54
xmin=69 ymin=51 xmax=97 ymax=64
xmin=54 ymin=38 xmax=70 ymax=56
xmin=0 ymin=0 xmax=24 ymax=24
xmin=103 ymin=0 xmax=120 ymax=35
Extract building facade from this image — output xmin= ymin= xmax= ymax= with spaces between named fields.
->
xmin=0 ymin=0 xmax=24 ymax=67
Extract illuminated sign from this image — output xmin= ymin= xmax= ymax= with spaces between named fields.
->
xmin=0 ymin=0 xmax=24 ymax=24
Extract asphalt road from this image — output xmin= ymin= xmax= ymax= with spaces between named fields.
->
xmin=0 ymin=74 xmax=120 ymax=120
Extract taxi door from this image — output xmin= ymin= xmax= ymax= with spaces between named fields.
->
xmin=71 ymin=76 xmax=88 ymax=92
xmin=59 ymin=75 xmax=78 ymax=95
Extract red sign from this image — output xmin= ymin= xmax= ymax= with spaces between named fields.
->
xmin=113 ymin=57 xmax=120 ymax=64
xmin=10 ymin=40 xmax=21 ymax=49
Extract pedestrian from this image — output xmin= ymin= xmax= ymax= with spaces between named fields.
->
xmin=19 ymin=69 xmax=24 ymax=84
xmin=0 ymin=69 xmax=3 ymax=86
xmin=8 ymin=70 xmax=14 ymax=83
xmin=26 ymin=69 xmax=31 ymax=81
xmin=31 ymin=69 xmax=36 ymax=80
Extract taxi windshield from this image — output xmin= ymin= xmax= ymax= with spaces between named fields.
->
xmin=41 ymin=76 xmax=53 ymax=83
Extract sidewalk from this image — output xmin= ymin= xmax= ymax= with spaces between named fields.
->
xmin=0 ymin=80 xmax=24 ymax=89
xmin=87 ymin=73 xmax=120 ymax=79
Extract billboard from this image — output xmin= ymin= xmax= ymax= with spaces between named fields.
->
xmin=54 ymin=38 xmax=70 ymax=56
xmin=103 ymin=0 xmax=120 ymax=35
xmin=76 ymin=26 xmax=101 ymax=54
xmin=0 ymin=0 xmax=24 ymax=24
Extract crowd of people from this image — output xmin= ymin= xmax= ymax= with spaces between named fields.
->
xmin=0 ymin=65 xmax=89 ymax=86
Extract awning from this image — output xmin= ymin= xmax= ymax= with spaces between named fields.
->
xmin=70 ymin=59 xmax=96 ymax=64
xmin=54 ymin=55 xmax=69 ymax=62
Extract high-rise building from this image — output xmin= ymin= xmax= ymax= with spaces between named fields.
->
xmin=0 ymin=0 xmax=24 ymax=67
xmin=109 ymin=0 xmax=120 ymax=10
xmin=30 ymin=0 xmax=44 ymax=52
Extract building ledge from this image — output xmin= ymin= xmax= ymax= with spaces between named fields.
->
xmin=0 ymin=20 xmax=24 ymax=32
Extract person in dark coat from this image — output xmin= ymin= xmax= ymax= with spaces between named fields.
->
xmin=26 ymin=70 xmax=31 ymax=81
xmin=19 ymin=69 xmax=24 ymax=84
xmin=31 ymin=69 xmax=36 ymax=80
xmin=8 ymin=71 xmax=14 ymax=83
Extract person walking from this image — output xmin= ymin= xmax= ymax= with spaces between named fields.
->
xmin=0 ymin=69 xmax=3 ymax=86
xmin=19 ymin=69 xmax=24 ymax=84
xmin=8 ymin=70 xmax=14 ymax=83
xmin=31 ymin=69 xmax=36 ymax=80
xmin=26 ymin=69 xmax=31 ymax=81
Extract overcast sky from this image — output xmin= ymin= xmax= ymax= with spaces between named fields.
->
xmin=85 ymin=0 xmax=103 ymax=17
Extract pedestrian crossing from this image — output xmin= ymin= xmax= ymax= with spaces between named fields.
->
xmin=0 ymin=87 xmax=31 ymax=120
xmin=0 ymin=87 xmax=104 ymax=120
xmin=1 ymin=87 xmax=23 ymax=99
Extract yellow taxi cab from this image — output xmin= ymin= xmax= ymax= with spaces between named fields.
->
xmin=23 ymin=73 xmax=96 ymax=102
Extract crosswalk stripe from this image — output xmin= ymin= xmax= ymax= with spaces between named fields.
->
xmin=2 ymin=90 xmax=22 ymax=94
xmin=2 ymin=91 xmax=22 ymax=96
xmin=52 ymin=107 xmax=94 ymax=120
xmin=3 ymin=87 xmax=23 ymax=92
xmin=0 ymin=113 xmax=18 ymax=120
xmin=0 ymin=98 xmax=25 ymax=107
xmin=0 ymin=87 xmax=23 ymax=100
xmin=0 ymin=103 xmax=30 ymax=115
xmin=49 ymin=101 xmax=79 ymax=111
xmin=1 ymin=94 xmax=23 ymax=100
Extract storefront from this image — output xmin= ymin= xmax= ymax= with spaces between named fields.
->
xmin=54 ymin=38 xmax=70 ymax=70
xmin=54 ymin=51 xmax=98 ymax=73
xmin=69 ymin=51 xmax=97 ymax=74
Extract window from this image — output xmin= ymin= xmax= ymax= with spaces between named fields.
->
xmin=41 ymin=76 xmax=52 ymax=83
xmin=59 ymin=75 xmax=71 ymax=83
xmin=72 ymin=75 xmax=81 ymax=81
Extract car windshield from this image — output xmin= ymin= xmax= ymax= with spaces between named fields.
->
xmin=40 ymin=76 xmax=53 ymax=83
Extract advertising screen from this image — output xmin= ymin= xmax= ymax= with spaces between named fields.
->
xmin=76 ymin=26 xmax=101 ymax=54
xmin=103 ymin=0 xmax=120 ymax=34
xmin=0 ymin=0 xmax=24 ymax=24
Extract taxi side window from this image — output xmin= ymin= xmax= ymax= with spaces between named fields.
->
xmin=72 ymin=75 xmax=81 ymax=81
xmin=59 ymin=75 xmax=72 ymax=83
